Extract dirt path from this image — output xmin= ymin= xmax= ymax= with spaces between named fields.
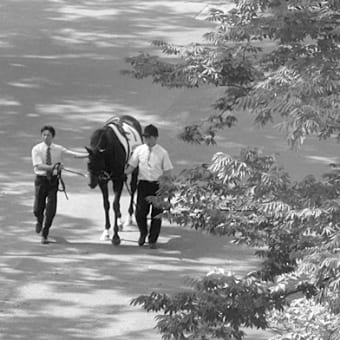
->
xmin=1 ymin=189 xmax=271 ymax=339
xmin=1 ymin=187 xmax=270 ymax=339
xmin=0 ymin=0 xmax=338 ymax=339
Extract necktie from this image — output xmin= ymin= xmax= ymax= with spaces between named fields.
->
xmin=46 ymin=146 xmax=52 ymax=165
xmin=147 ymin=146 xmax=152 ymax=167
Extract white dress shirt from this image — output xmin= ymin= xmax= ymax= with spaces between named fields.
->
xmin=129 ymin=144 xmax=173 ymax=181
xmin=32 ymin=142 xmax=67 ymax=176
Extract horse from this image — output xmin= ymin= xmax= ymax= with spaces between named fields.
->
xmin=86 ymin=115 xmax=143 ymax=245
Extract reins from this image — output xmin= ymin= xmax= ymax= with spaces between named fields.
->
xmin=51 ymin=163 xmax=69 ymax=200
xmin=63 ymin=167 xmax=87 ymax=178
xmin=98 ymin=170 xmax=112 ymax=182
xmin=124 ymin=178 xmax=132 ymax=196
xmin=94 ymin=168 xmax=136 ymax=206
xmin=96 ymin=169 xmax=127 ymax=183
xmin=48 ymin=164 xmax=87 ymax=200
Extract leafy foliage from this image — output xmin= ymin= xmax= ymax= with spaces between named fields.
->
xmin=123 ymin=0 xmax=340 ymax=339
xmin=268 ymin=297 xmax=340 ymax=340
xmin=124 ymin=0 xmax=340 ymax=149
xmin=131 ymin=270 xmax=287 ymax=340
xmin=135 ymin=149 xmax=340 ymax=339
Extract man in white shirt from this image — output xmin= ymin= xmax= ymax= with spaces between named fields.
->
xmin=31 ymin=125 xmax=88 ymax=244
xmin=125 ymin=124 xmax=173 ymax=249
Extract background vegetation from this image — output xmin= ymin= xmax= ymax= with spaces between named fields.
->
xmin=125 ymin=1 xmax=340 ymax=339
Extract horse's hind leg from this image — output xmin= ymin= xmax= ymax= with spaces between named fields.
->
xmin=111 ymin=180 xmax=123 ymax=246
xmin=125 ymin=169 xmax=138 ymax=227
xmin=99 ymin=182 xmax=111 ymax=241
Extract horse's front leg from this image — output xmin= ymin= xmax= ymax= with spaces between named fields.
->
xmin=111 ymin=180 xmax=124 ymax=246
xmin=99 ymin=182 xmax=111 ymax=241
xmin=125 ymin=168 xmax=138 ymax=226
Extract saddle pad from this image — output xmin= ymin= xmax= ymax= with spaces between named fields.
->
xmin=108 ymin=122 xmax=142 ymax=162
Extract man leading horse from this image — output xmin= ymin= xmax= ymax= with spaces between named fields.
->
xmin=125 ymin=124 xmax=173 ymax=249
xmin=31 ymin=125 xmax=88 ymax=244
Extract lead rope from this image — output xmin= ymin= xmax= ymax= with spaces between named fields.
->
xmin=52 ymin=163 xmax=69 ymax=200
xmin=123 ymin=176 xmax=138 ymax=210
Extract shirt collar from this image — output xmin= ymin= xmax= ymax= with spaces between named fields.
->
xmin=43 ymin=142 xmax=53 ymax=148
xmin=146 ymin=143 xmax=157 ymax=149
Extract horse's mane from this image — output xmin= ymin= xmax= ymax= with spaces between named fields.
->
xmin=89 ymin=125 xmax=126 ymax=171
xmin=90 ymin=128 xmax=107 ymax=150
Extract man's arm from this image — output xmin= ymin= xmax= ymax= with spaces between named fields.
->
xmin=64 ymin=149 xmax=89 ymax=159
xmin=125 ymin=146 xmax=140 ymax=175
xmin=162 ymin=150 xmax=173 ymax=179
xmin=34 ymin=164 xmax=55 ymax=172
xmin=125 ymin=165 xmax=136 ymax=176
xmin=32 ymin=147 xmax=55 ymax=172
xmin=163 ymin=169 xmax=172 ymax=178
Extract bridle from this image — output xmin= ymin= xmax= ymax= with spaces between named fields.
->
xmin=88 ymin=162 xmax=113 ymax=183
xmin=87 ymin=148 xmax=126 ymax=183
xmin=97 ymin=170 xmax=112 ymax=182
xmin=89 ymin=167 xmax=127 ymax=184
xmin=87 ymin=148 xmax=137 ymax=207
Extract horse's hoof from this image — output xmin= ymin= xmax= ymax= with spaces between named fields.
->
xmin=112 ymin=237 xmax=121 ymax=246
xmin=100 ymin=230 xmax=111 ymax=241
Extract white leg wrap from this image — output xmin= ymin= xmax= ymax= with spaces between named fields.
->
xmin=124 ymin=215 xmax=135 ymax=227
xmin=118 ymin=218 xmax=123 ymax=231
xmin=100 ymin=229 xmax=111 ymax=241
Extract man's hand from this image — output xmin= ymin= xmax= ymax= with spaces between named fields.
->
xmin=125 ymin=165 xmax=136 ymax=176
xmin=53 ymin=162 xmax=63 ymax=175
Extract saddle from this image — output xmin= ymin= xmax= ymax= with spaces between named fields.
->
xmin=106 ymin=117 xmax=142 ymax=163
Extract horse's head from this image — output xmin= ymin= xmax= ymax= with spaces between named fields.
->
xmin=85 ymin=146 xmax=108 ymax=189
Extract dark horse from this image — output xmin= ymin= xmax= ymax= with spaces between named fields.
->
xmin=86 ymin=115 xmax=142 ymax=245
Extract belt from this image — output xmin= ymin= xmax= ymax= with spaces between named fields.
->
xmin=139 ymin=180 xmax=158 ymax=184
xmin=36 ymin=175 xmax=58 ymax=179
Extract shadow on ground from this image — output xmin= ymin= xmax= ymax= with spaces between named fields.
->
xmin=1 ymin=182 xmax=270 ymax=339
xmin=1 ymin=0 xmax=337 ymax=339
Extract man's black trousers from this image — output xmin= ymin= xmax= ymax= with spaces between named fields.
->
xmin=33 ymin=175 xmax=58 ymax=238
xmin=135 ymin=180 xmax=163 ymax=244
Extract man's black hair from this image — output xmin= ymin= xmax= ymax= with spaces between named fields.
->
xmin=143 ymin=124 xmax=158 ymax=137
xmin=41 ymin=125 xmax=56 ymax=137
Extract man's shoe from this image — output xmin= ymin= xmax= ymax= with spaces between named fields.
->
xmin=41 ymin=236 xmax=49 ymax=244
xmin=35 ymin=222 xmax=42 ymax=234
xmin=149 ymin=242 xmax=157 ymax=249
xmin=138 ymin=235 xmax=146 ymax=246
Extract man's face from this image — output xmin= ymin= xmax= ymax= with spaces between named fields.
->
xmin=144 ymin=135 xmax=157 ymax=147
xmin=41 ymin=130 xmax=54 ymax=145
